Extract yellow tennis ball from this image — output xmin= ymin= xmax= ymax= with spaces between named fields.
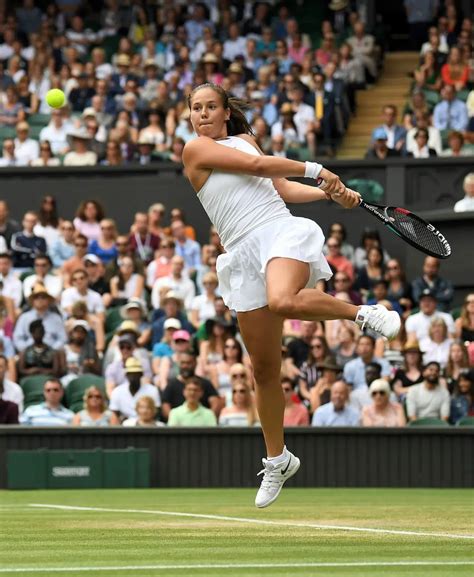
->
xmin=46 ymin=89 xmax=65 ymax=109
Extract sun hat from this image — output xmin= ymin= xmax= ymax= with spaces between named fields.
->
xmin=116 ymin=320 xmax=140 ymax=336
xmin=120 ymin=298 xmax=147 ymax=319
xmin=164 ymin=318 xmax=182 ymax=330
xmin=125 ymin=357 xmax=143 ymax=373
xmin=369 ymin=379 xmax=391 ymax=395
xmin=172 ymin=330 xmax=191 ymax=342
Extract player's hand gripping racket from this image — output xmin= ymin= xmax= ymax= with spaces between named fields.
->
xmin=318 ymin=181 xmax=451 ymax=259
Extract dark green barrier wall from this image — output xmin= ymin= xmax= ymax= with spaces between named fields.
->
xmin=1 ymin=427 xmax=472 ymax=489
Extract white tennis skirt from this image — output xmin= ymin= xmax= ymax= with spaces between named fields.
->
xmin=216 ymin=216 xmax=332 ymax=312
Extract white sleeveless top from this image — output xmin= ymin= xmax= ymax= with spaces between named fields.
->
xmin=197 ymin=136 xmax=291 ymax=249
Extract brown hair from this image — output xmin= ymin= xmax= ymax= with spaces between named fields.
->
xmin=445 ymin=341 xmax=470 ymax=379
xmin=75 ymin=200 xmax=105 ymax=223
xmin=188 ymin=83 xmax=254 ymax=137
xmin=460 ymin=293 xmax=474 ymax=328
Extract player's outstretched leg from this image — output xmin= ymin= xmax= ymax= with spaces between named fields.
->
xmin=266 ymin=258 xmax=401 ymax=340
xmin=237 ymin=307 xmax=301 ymax=508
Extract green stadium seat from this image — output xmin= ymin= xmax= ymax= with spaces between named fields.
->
xmin=28 ymin=113 xmax=51 ymax=126
xmin=450 ymin=307 xmax=461 ymax=320
xmin=65 ymin=375 xmax=107 ymax=412
xmin=422 ymin=89 xmax=441 ymax=107
xmin=20 ymin=375 xmax=52 ymax=409
xmin=347 ymin=178 xmax=384 ymax=203
xmin=29 ymin=126 xmax=43 ymax=140
xmin=456 ymin=416 xmax=474 ymax=427
xmin=408 ymin=417 xmax=450 ymax=427
xmin=0 ymin=126 xmax=16 ymax=140
xmin=19 ymin=269 xmax=34 ymax=282
xmin=105 ymin=306 xmax=123 ymax=334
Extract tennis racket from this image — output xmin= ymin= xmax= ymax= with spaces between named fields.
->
xmin=318 ymin=181 xmax=451 ymax=259
xmin=358 ymin=199 xmax=451 ymax=259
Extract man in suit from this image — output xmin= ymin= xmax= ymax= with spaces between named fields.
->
xmin=371 ymin=105 xmax=406 ymax=152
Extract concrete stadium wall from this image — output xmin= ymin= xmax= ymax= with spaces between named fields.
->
xmin=1 ymin=427 xmax=472 ymax=489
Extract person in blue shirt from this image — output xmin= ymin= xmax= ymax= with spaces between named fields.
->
xmin=170 ymin=220 xmax=201 ymax=277
xmin=343 ymin=334 xmax=392 ymax=390
xmin=20 ymin=378 xmax=73 ymax=426
xmin=433 ymin=84 xmax=469 ymax=132
xmin=312 ymin=380 xmax=360 ymax=426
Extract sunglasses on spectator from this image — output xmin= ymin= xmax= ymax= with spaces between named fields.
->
xmin=225 ymin=344 xmax=238 ymax=349
xmin=174 ymin=339 xmax=188 ymax=344
xmin=335 ymin=277 xmax=348 ymax=282
xmin=87 ymin=394 xmax=102 ymax=399
xmin=116 ymin=242 xmax=128 ymax=247
xmin=231 ymin=373 xmax=246 ymax=379
xmin=327 ymin=243 xmax=340 ymax=248
xmin=75 ymin=243 xmax=87 ymax=248
xmin=282 ymin=387 xmax=292 ymax=392
xmin=45 ymin=388 xmax=60 ymax=392
xmin=35 ymin=262 xmax=48 ymax=267
xmin=119 ymin=343 xmax=133 ymax=350
xmin=232 ymin=388 xmax=246 ymax=393
xmin=387 ymin=266 xmax=399 ymax=270
xmin=312 ymin=344 xmax=322 ymax=349
xmin=61 ymin=226 xmax=73 ymax=230
xmin=371 ymin=391 xmax=386 ymax=397
xmin=73 ymin=275 xmax=86 ymax=281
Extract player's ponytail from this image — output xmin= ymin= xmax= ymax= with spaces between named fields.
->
xmin=188 ymin=83 xmax=255 ymax=136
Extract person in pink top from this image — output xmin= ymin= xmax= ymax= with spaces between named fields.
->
xmin=73 ymin=200 xmax=105 ymax=243
xmin=325 ymin=237 xmax=354 ymax=281
xmin=361 ymin=378 xmax=406 ymax=427
xmin=282 ymin=377 xmax=309 ymax=426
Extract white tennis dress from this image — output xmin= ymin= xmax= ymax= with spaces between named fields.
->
xmin=197 ymin=135 xmax=332 ymax=312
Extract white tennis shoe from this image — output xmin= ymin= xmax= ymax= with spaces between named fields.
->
xmin=355 ymin=304 xmax=401 ymax=340
xmin=255 ymin=451 xmax=300 ymax=508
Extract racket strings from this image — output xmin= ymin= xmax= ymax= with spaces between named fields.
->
xmin=386 ymin=208 xmax=449 ymax=257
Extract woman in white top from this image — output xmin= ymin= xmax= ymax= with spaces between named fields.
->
xmin=110 ymin=256 xmax=145 ymax=303
xmin=72 ymin=386 xmax=119 ymax=427
xmin=421 ymin=318 xmax=453 ymax=368
xmin=190 ymin=271 xmax=218 ymax=329
xmin=219 ymin=371 xmax=259 ymax=427
xmin=183 ymin=83 xmax=399 ymax=508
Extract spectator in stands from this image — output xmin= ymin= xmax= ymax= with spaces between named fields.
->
xmin=168 ymin=377 xmax=217 ymax=427
xmin=33 ymin=195 xmax=60 ymax=251
xmin=325 ymin=237 xmax=354 ymax=281
xmin=122 ymin=396 xmax=162 ymax=427
xmin=0 ymin=354 xmax=23 ymax=412
xmin=0 ymin=397 xmax=18 ymax=424
xmin=0 ymin=85 xmax=24 ymax=126
xmin=151 ymin=291 xmax=194 ymax=346
xmin=406 ymin=288 xmax=455 ymax=342
xmin=20 ymin=378 xmax=73 ymax=426
xmin=109 ymin=256 xmax=145 ymax=306
xmin=444 ymin=342 xmax=470 ymax=393
xmin=31 ymin=140 xmax=61 ymax=167
xmin=411 ymin=256 xmax=453 ymax=311
xmin=152 ymin=318 xmax=181 ymax=376
xmin=406 ymin=111 xmax=442 ymax=157
xmin=391 ymin=339 xmax=424 ymax=400
xmin=0 ymin=253 xmax=22 ymax=310
xmin=441 ymin=46 xmax=469 ymax=92
xmin=147 ymin=203 xmax=166 ymax=239
xmin=406 ymin=361 xmax=450 ymax=422
xmin=421 ymin=318 xmax=453 ymax=368
xmin=365 ymin=128 xmax=400 ymax=159
xmin=343 ymin=335 xmax=392 ymax=390
xmin=88 ymin=218 xmax=118 ymax=265
xmin=129 ymin=212 xmax=160 ymax=265
xmin=39 ymin=110 xmax=71 ymax=156
xmin=120 ymin=299 xmax=151 ymax=349
xmin=346 ymin=20 xmax=377 ymax=82
xmin=105 ymin=328 xmax=152 ymax=395
xmin=312 ymin=380 xmax=360 ymax=426
xmin=454 ymin=173 xmax=474 ymax=213
xmin=405 ymin=128 xmax=438 ymax=158
xmin=441 ymin=131 xmax=471 ymax=157
xmin=190 ymin=272 xmax=218 ymax=329
xmin=413 ymin=50 xmax=442 ymax=94
xmin=146 ymin=239 xmax=175 ymax=288
xmin=23 ymin=254 xmax=62 ymax=302
xmin=61 ymin=268 xmax=105 ymax=318
xmin=155 ymin=328 xmax=192 ymax=389
xmin=455 ymin=293 xmax=474 ymax=343
xmin=281 ymin=376 xmax=309 ymax=426
xmin=355 ymin=246 xmax=385 ymax=296
xmin=50 ymin=221 xmax=75 ymax=269
xmin=349 ymin=360 xmax=383 ymax=413
xmin=17 ymin=319 xmax=63 ymax=379
xmin=309 ymin=357 xmax=341 ymax=413
xmin=297 ymin=335 xmax=331 ymax=402
xmin=207 ymin=338 xmax=248 ymax=399
xmin=169 ymin=208 xmax=197 ymax=240
xmin=72 ymin=386 xmax=119 ymax=426
xmin=14 ymin=121 xmax=39 ymax=166
xmin=0 ymin=201 xmax=20 ymax=249
xmin=449 ymin=369 xmax=474 ymax=425
xmin=151 ymin=255 xmax=195 ymax=311
xmin=0 ymin=139 xmax=17 ymax=167
xmin=63 ymin=128 xmax=97 ymax=167
xmin=403 ymin=90 xmax=431 ymax=131
xmin=371 ymin=106 xmax=406 ymax=151
xmin=161 ymin=350 xmax=221 ymax=421
xmin=385 ymin=258 xmax=413 ymax=312
xmin=366 ymin=280 xmax=403 ymax=315
xmin=109 ymin=357 xmax=159 ymax=422
xmin=433 ymin=84 xmax=468 ymax=132
xmin=73 ymin=200 xmax=104 ymax=243
xmin=170 ymin=220 xmax=201 ymax=277
xmin=10 ymin=211 xmax=46 ymax=271
xmin=361 ymin=378 xmax=406 ymax=427
xmin=219 ymin=372 xmax=259 ymax=426
xmin=62 ymin=320 xmax=101 ymax=386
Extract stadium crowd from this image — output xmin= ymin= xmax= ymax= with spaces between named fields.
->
xmin=0 ymin=0 xmax=389 ymax=165
xmin=366 ymin=0 xmax=474 ymax=159
xmin=0 ymin=194 xmax=473 ymax=428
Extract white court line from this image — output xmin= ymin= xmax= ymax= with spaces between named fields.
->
xmin=1 ymin=561 xmax=474 ymax=574
xmin=29 ymin=503 xmax=474 ymax=540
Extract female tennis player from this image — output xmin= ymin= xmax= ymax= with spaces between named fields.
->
xmin=183 ymin=84 xmax=400 ymax=508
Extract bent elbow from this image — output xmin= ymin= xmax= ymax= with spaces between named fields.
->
xmin=251 ymin=155 xmax=267 ymax=177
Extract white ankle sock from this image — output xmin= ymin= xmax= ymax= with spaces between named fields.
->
xmin=267 ymin=446 xmax=288 ymax=465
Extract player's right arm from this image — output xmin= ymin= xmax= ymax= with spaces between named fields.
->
xmin=183 ymin=137 xmax=344 ymax=195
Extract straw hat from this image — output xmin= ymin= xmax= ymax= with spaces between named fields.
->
xmin=402 ymin=339 xmax=422 ymax=354
xmin=116 ymin=320 xmax=140 ymax=336
xmin=280 ymin=102 xmax=294 ymax=114
xmin=369 ymin=378 xmax=391 ymax=395
xmin=125 ymin=357 xmax=143 ymax=373
xmin=120 ymin=298 xmax=147 ymax=319
xmin=329 ymin=0 xmax=349 ymax=10
xmin=116 ymin=54 xmax=131 ymax=67
xmin=163 ymin=290 xmax=184 ymax=307
xmin=28 ymin=283 xmax=54 ymax=304
xmin=317 ymin=358 xmax=342 ymax=372
xmin=228 ymin=62 xmax=243 ymax=74
xmin=202 ymin=53 xmax=219 ymax=64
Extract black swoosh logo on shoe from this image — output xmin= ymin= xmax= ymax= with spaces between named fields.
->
xmin=281 ymin=456 xmax=291 ymax=475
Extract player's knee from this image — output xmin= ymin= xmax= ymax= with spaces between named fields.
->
xmin=268 ymin=294 xmax=294 ymax=317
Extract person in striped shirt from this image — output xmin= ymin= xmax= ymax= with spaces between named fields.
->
xmin=20 ymin=379 xmax=73 ymax=426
